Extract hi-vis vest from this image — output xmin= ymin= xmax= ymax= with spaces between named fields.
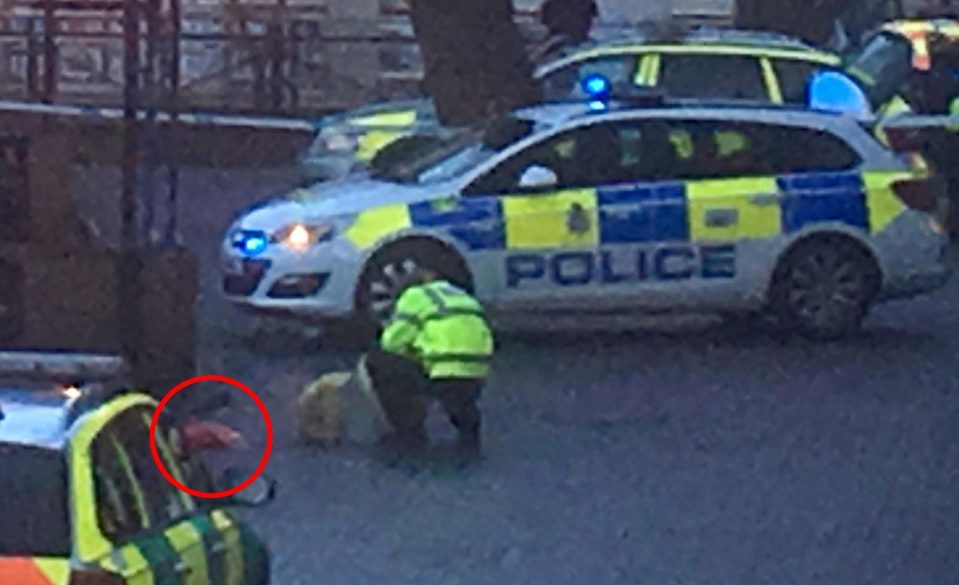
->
xmin=883 ymin=19 xmax=959 ymax=71
xmin=381 ymin=280 xmax=494 ymax=379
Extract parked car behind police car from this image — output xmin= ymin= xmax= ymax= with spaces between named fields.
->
xmin=0 ymin=352 xmax=274 ymax=585
xmin=224 ymin=97 xmax=952 ymax=340
xmin=302 ymin=27 xmax=866 ymax=183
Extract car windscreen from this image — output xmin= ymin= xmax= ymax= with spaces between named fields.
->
xmin=369 ymin=116 xmax=537 ymax=184
xmin=0 ymin=443 xmax=70 ymax=557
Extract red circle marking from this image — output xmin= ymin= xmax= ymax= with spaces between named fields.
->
xmin=149 ymin=375 xmax=274 ymax=500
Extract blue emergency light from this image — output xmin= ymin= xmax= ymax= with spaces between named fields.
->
xmin=233 ymin=230 xmax=269 ymax=257
xmin=582 ymin=74 xmax=612 ymax=111
xmin=582 ymin=74 xmax=612 ymax=99
xmin=807 ymin=71 xmax=873 ymax=120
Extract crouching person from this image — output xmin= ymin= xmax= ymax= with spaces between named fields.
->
xmin=365 ymin=267 xmax=494 ymax=462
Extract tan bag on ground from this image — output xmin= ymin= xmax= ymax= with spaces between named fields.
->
xmin=297 ymin=355 xmax=389 ymax=447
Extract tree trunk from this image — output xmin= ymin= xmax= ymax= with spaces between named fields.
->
xmin=409 ymin=0 xmax=543 ymax=127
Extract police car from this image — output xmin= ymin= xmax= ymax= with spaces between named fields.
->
xmin=223 ymin=83 xmax=953 ymax=340
xmin=0 ymin=352 xmax=273 ymax=585
xmin=302 ymin=27 xmax=860 ymax=182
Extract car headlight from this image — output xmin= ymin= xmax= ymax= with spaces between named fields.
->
xmin=273 ymin=222 xmax=335 ymax=251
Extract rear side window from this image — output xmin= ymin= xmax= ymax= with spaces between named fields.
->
xmin=658 ymin=54 xmax=768 ymax=102
xmin=772 ymin=59 xmax=827 ymax=104
xmin=0 ymin=443 xmax=70 ymax=556
xmin=653 ymin=120 xmax=862 ymax=180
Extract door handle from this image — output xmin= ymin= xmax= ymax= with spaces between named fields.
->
xmin=173 ymin=561 xmax=192 ymax=575
xmin=705 ymin=208 xmax=739 ymax=227
xmin=566 ymin=203 xmax=591 ymax=234
xmin=749 ymin=192 xmax=786 ymax=206
xmin=211 ymin=542 xmax=228 ymax=555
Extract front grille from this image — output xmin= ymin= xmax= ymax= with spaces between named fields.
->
xmin=267 ymin=273 xmax=329 ymax=299
xmin=223 ymin=259 xmax=271 ymax=296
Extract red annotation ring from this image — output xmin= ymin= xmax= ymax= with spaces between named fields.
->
xmin=149 ymin=375 xmax=274 ymax=500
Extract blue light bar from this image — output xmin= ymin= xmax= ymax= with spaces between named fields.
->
xmin=807 ymin=71 xmax=873 ymax=119
xmin=233 ymin=230 xmax=269 ymax=257
xmin=582 ymin=74 xmax=612 ymax=101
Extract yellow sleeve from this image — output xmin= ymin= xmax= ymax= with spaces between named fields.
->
xmin=379 ymin=288 xmax=425 ymax=356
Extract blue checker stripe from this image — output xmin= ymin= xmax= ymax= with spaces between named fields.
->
xmin=598 ymin=182 xmax=690 ymax=244
xmin=409 ymin=198 xmax=505 ymax=250
xmin=778 ymin=172 xmax=869 ymax=234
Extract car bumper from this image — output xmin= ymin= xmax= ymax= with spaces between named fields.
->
xmin=880 ymin=240 xmax=956 ymax=300
xmin=220 ymin=238 xmax=363 ymax=320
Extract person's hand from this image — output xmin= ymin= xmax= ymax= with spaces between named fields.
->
xmin=181 ymin=418 xmax=248 ymax=451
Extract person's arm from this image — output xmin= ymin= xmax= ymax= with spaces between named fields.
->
xmin=380 ymin=288 xmax=425 ymax=357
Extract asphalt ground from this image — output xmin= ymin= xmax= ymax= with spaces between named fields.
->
xmin=74 ymin=165 xmax=959 ymax=585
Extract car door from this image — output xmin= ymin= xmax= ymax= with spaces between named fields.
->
xmin=150 ymin=410 xmax=248 ymax=585
xmin=461 ymin=123 xmax=622 ymax=309
xmin=643 ymin=116 xmax=868 ymax=306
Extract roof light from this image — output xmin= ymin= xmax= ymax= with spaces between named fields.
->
xmin=807 ymin=71 xmax=874 ymax=120
xmin=582 ymin=74 xmax=612 ymax=101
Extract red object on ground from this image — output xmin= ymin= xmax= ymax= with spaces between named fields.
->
xmin=181 ymin=418 xmax=244 ymax=451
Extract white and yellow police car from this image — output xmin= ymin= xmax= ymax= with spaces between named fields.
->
xmin=224 ymin=94 xmax=952 ymax=340
xmin=301 ymin=27 xmax=861 ymax=182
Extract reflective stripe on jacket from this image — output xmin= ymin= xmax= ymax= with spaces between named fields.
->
xmin=380 ymin=280 xmax=493 ymax=379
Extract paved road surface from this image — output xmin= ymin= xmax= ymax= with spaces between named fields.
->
xmin=75 ymin=165 xmax=959 ymax=585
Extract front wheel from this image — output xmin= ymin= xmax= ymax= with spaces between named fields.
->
xmin=349 ymin=241 xmax=471 ymax=345
xmin=769 ymin=237 xmax=880 ymax=341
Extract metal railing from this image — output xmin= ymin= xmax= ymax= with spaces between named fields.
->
xmin=0 ymin=3 xmax=732 ymax=117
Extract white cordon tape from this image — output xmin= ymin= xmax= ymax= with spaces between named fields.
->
xmin=0 ymin=351 xmax=128 ymax=381
xmin=0 ymin=99 xmax=317 ymax=132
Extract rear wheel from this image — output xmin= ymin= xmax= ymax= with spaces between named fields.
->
xmin=769 ymin=236 xmax=881 ymax=341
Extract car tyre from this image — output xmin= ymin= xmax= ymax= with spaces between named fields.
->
xmin=769 ymin=235 xmax=880 ymax=341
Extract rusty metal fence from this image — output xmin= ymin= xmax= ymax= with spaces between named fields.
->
xmin=0 ymin=1 xmax=733 ymax=117
xmin=0 ymin=2 xmax=431 ymax=116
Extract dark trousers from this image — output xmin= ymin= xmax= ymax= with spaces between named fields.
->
xmin=365 ymin=349 xmax=483 ymax=445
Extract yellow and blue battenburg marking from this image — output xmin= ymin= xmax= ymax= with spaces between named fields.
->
xmin=345 ymin=170 xmax=907 ymax=290
xmin=403 ymin=171 xmax=884 ymax=251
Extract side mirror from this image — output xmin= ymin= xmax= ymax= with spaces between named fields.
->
xmin=220 ymin=468 xmax=277 ymax=507
xmin=518 ymin=165 xmax=559 ymax=190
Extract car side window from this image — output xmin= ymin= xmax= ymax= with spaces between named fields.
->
xmin=772 ymin=59 xmax=828 ymax=104
xmin=658 ymin=54 xmax=769 ymax=102
xmin=465 ymin=121 xmax=657 ymax=195
xmin=541 ymin=55 xmax=640 ymax=101
xmin=91 ymin=429 xmax=148 ymax=541
xmin=653 ymin=120 xmax=861 ymax=180
xmin=111 ymin=409 xmax=191 ymax=527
